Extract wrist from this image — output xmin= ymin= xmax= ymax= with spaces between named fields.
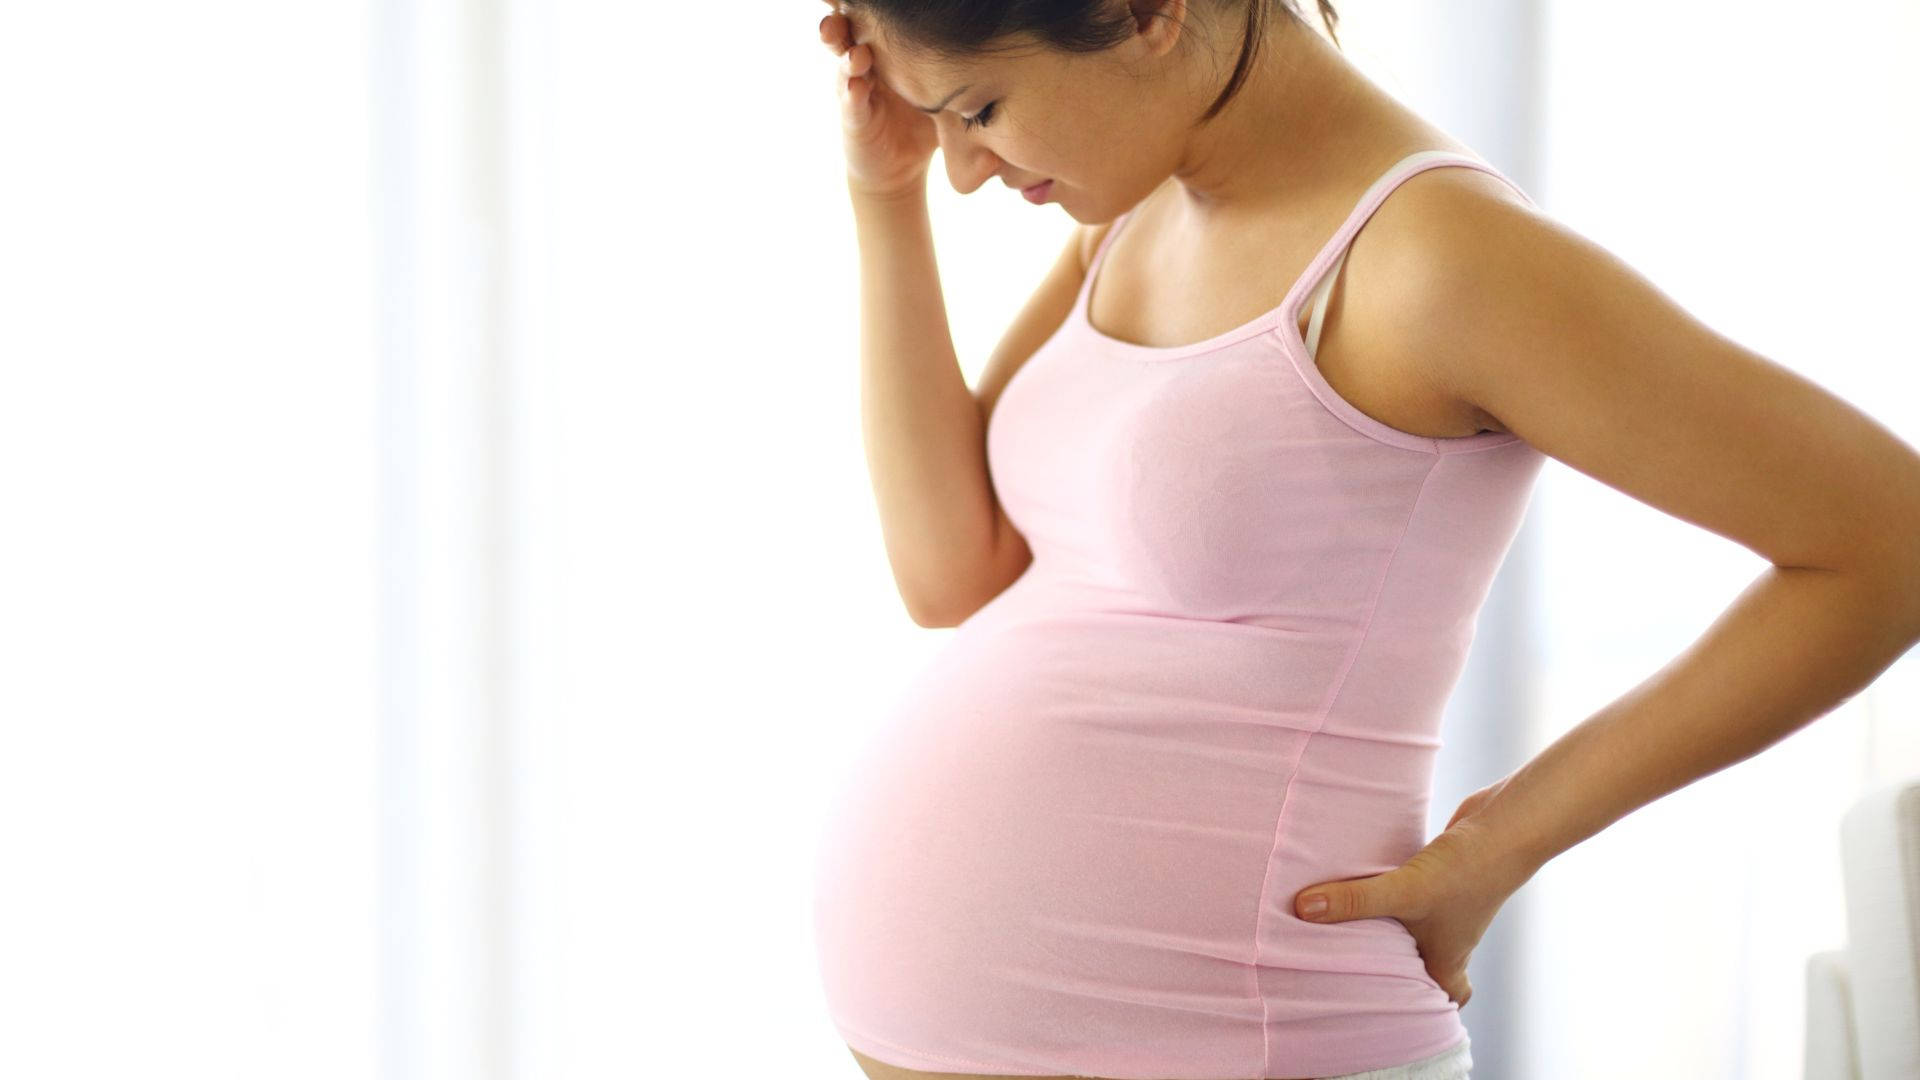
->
xmin=847 ymin=172 xmax=928 ymax=206
xmin=1456 ymin=780 xmax=1552 ymax=892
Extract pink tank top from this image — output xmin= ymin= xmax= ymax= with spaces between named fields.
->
xmin=813 ymin=149 xmax=1545 ymax=1078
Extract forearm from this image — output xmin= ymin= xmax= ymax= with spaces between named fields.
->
xmin=1473 ymin=563 xmax=1920 ymax=882
xmin=849 ymin=182 xmax=998 ymax=624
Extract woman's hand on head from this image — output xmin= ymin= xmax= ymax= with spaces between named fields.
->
xmin=817 ymin=2 xmax=938 ymax=200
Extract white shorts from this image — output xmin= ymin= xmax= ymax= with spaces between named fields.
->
xmin=1319 ymin=1034 xmax=1472 ymax=1080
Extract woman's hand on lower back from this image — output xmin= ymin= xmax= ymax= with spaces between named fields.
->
xmin=1290 ymin=776 xmax=1540 ymax=1009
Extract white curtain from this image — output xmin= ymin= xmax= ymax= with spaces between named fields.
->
xmin=1516 ymin=2 xmax=1920 ymax=1076
xmin=0 ymin=2 xmax=383 ymax=1077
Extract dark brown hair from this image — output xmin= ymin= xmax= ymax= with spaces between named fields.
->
xmin=835 ymin=1 xmax=1343 ymax=124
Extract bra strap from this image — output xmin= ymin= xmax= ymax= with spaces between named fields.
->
xmin=1303 ymin=246 xmax=1349 ymax=359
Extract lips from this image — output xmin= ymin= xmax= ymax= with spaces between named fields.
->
xmin=1021 ymin=179 xmax=1054 ymax=204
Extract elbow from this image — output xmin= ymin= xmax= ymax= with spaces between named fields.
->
xmin=903 ymin=576 xmax=989 ymax=629
xmin=905 ymin=593 xmax=958 ymax=629
xmin=1897 ymin=563 xmax=1920 ymax=641
xmin=900 ymin=524 xmax=1029 ymax=629
xmin=1849 ymin=549 xmax=1920 ymax=643
xmin=1872 ymin=533 xmax=1920 ymax=642
xmin=900 ymin=579 xmax=963 ymax=629
xmin=1816 ymin=506 xmax=1920 ymax=641
xmin=1884 ymin=502 xmax=1920 ymax=640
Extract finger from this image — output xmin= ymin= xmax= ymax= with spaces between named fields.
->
xmin=852 ymin=76 xmax=872 ymax=127
xmin=1436 ymin=967 xmax=1472 ymax=1005
xmin=819 ymin=12 xmax=854 ymax=52
xmin=843 ymin=68 xmax=871 ymax=127
xmin=1298 ymin=876 xmax=1400 ymax=923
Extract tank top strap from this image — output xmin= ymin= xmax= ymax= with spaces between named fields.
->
xmin=1292 ymin=149 xmax=1537 ymax=358
xmin=1080 ymin=151 xmax=1536 ymax=356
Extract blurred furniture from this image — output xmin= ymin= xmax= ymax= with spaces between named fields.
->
xmin=1804 ymin=776 xmax=1920 ymax=1079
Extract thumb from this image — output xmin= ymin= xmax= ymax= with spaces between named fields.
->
xmin=1295 ymin=881 xmax=1380 ymax=923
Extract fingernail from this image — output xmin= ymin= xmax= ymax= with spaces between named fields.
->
xmin=1302 ymin=895 xmax=1328 ymax=917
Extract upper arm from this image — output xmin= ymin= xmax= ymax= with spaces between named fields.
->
xmin=1385 ymin=176 xmax=1920 ymax=598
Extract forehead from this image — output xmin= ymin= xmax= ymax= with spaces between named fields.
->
xmin=853 ymin=16 xmax=1034 ymax=107
xmin=857 ymin=22 xmax=964 ymax=87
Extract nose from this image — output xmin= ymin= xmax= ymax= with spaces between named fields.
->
xmin=936 ymin=121 xmax=1000 ymax=196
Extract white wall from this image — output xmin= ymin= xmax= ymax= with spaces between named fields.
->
xmin=1523 ymin=1 xmax=1920 ymax=1076
xmin=0 ymin=3 xmax=382 ymax=1077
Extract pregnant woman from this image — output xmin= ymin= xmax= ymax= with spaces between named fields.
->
xmin=809 ymin=2 xmax=1920 ymax=1078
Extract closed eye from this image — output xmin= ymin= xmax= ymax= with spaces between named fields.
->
xmin=962 ymin=101 xmax=998 ymax=132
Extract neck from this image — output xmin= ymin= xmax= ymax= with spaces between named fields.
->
xmin=1167 ymin=12 xmax=1394 ymax=220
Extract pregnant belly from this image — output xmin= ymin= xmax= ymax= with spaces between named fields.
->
xmin=810 ymin=616 xmax=1462 ymax=1077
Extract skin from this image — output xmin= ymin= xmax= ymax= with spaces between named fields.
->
xmin=846 ymin=0 xmax=1420 ymax=221
xmin=822 ymin=3 xmax=1920 ymax=1080
xmin=829 ymin=0 xmax=1504 ymax=442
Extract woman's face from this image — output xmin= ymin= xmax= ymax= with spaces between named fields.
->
xmin=855 ymin=6 xmax=1206 ymax=221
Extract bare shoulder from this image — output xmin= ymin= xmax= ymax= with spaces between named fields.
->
xmin=1361 ymin=160 xmax=1543 ymax=294
xmin=1366 ymin=156 xmax=1920 ymax=588
xmin=1406 ymin=159 xmax=1533 ymax=211
xmin=1352 ymin=163 xmax=1543 ymax=434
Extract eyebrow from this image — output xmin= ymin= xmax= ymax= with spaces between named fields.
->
xmin=908 ymin=84 xmax=972 ymax=114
